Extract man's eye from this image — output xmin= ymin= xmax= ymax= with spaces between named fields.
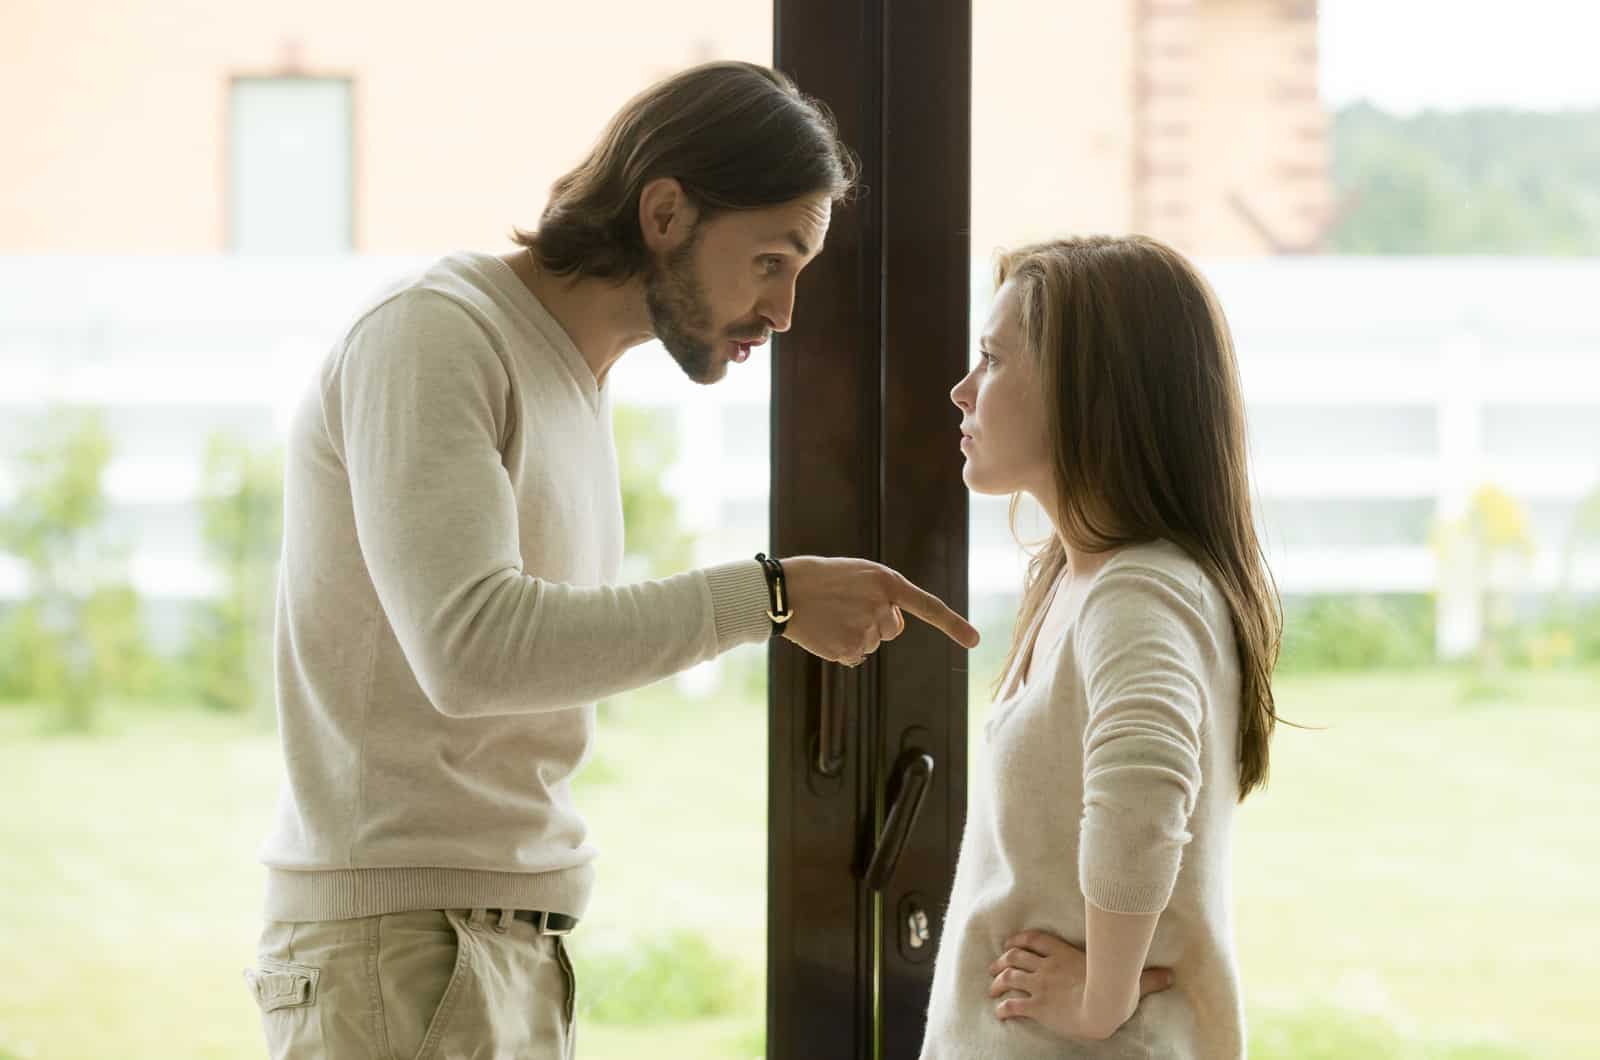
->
xmin=761 ymin=256 xmax=784 ymax=274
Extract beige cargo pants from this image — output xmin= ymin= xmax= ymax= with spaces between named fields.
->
xmin=246 ymin=908 xmax=576 ymax=1059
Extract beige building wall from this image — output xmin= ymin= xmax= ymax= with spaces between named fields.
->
xmin=2 ymin=0 xmax=1328 ymax=257
xmin=1180 ymin=0 xmax=1332 ymax=254
xmin=973 ymin=0 xmax=1139 ymax=258
xmin=974 ymin=0 xmax=1333 ymax=259
xmin=2 ymin=0 xmax=768 ymax=253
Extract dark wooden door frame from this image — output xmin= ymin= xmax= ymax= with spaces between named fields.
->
xmin=769 ymin=3 xmax=972 ymax=1058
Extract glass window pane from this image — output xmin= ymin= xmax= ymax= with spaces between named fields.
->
xmin=4 ymin=15 xmax=773 ymax=1060
xmin=230 ymin=78 xmax=353 ymax=253
xmin=970 ymin=4 xmax=1600 ymax=1058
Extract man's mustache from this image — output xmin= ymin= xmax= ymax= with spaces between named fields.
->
xmin=726 ymin=322 xmax=770 ymax=344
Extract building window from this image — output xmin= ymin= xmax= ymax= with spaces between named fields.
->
xmin=228 ymin=77 xmax=353 ymax=253
xmin=1248 ymin=403 xmax=1438 ymax=460
xmin=1483 ymin=403 xmax=1600 ymax=461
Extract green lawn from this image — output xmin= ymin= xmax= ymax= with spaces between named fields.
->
xmin=1234 ymin=669 xmax=1599 ymax=1059
xmin=0 ymin=667 xmax=1594 ymax=1059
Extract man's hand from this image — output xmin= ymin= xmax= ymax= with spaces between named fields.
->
xmin=777 ymin=556 xmax=979 ymax=665
xmin=988 ymin=930 xmax=1173 ymax=1042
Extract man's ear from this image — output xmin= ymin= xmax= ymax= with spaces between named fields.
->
xmin=639 ymin=177 xmax=700 ymax=254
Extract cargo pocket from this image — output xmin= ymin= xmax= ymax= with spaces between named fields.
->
xmin=244 ymin=957 xmax=322 ymax=1057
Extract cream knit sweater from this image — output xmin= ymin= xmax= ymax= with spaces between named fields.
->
xmin=921 ymin=541 xmax=1246 ymax=1059
xmin=258 ymin=251 xmax=773 ymax=922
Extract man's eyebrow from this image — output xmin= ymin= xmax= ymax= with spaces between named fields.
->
xmin=785 ymin=230 xmax=814 ymax=257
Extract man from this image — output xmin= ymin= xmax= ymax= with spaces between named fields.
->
xmin=245 ymin=61 xmax=979 ymax=1058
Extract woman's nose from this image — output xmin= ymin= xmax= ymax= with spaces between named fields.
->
xmin=950 ymin=371 xmax=974 ymax=409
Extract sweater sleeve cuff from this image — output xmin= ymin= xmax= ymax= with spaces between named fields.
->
xmin=1080 ymin=872 xmax=1179 ymax=916
xmin=703 ymin=560 xmax=774 ymax=651
xmin=1079 ymin=822 xmax=1184 ymax=915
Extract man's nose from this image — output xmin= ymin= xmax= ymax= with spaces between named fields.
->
xmin=761 ymin=283 xmax=797 ymax=333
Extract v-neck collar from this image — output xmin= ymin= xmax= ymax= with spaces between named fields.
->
xmin=998 ymin=567 xmax=1069 ymax=702
xmin=475 ymin=251 xmax=606 ymax=417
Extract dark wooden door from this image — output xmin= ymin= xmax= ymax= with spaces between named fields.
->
xmin=768 ymin=3 xmax=971 ymax=1057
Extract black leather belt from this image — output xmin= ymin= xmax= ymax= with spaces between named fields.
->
xmin=510 ymin=910 xmax=578 ymax=936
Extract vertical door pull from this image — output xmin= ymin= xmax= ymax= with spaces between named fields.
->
xmin=863 ymin=751 xmax=935 ymax=891
xmin=815 ymin=659 xmax=848 ymax=776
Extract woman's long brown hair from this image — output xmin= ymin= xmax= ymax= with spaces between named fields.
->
xmin=991 ymin=235 xmax=1283 ymax=799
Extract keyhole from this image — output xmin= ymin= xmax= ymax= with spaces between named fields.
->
xmin=907 ymin=905 xmax=930 ymax=949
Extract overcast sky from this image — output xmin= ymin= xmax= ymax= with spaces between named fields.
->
xmin=1320 ymin=0 xmax=1600 ymax=112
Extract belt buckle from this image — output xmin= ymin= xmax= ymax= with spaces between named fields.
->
xmin=536 ymin=911 xmax=574 ymax=937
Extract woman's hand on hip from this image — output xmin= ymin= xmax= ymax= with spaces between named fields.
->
xmin=988 ymin=929 xmax=1173 ymax=1042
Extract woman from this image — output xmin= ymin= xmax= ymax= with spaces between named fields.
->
xmin=922 ymin=235 xmax=1282 ymax=1059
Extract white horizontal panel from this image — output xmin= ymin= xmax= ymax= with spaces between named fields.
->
xmin=0 ymin=554 xmax=221 ymax=601
xmin=1253 ymin=461 xmax=1441 ymax=497
xmin=125 ymin=556 xmax=224 ymax=598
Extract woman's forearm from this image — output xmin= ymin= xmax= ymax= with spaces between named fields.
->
xmin=1080 ymin=903 xmax=1163 ymax=1038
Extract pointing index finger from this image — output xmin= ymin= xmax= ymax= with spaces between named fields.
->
xmin=889 ymin=574 xmax=980 ymax=649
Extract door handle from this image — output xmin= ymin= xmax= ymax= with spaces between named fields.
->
xmin=814 ymin=659 xmax=848 ymax=777
xmin=863 ymin=750 xmax=935 ymax=891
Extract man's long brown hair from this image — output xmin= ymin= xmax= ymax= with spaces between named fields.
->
xmin=992 ymin=236 xmax=1283 ymax=799
xmin=513 ymin=62 xmax=856 ymax=281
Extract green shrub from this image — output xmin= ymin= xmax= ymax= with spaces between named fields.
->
xmin=571 ymin=930 xmax=744 ymax=1025
xmin=1499 ymin=595 xmax=1600 ymax=671
xmin=0 ymin=602 xmax=65 ymax=703
xmin=1555 ymin=598 xmax=1600 ymax=664
xmin=1278 ymin=594 xmax=1436 ymax=672
xmin=0 ymin=409 xmax=158 ymax=727
xmin=1578 ymin=604 xmax=1600 ymax=663
xmin=613 ymin=405 xmax=696 ymax=582
xmin=182 ymin=435 xmax=282 ymax=715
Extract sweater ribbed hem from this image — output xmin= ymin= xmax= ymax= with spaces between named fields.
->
xmin=704 ymin=560 xmax=774 ymax=650
xmin=264 ymin=863 xmax=595 ymax=923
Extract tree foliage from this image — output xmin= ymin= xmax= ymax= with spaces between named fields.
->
xmin=0 ymin=409 xmax=154 ymax=727
xmin=1331 ymin=103 xmax=1600 ymax=255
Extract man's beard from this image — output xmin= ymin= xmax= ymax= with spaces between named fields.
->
xmin=645 ymin=229 xmax=720 ymax=384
